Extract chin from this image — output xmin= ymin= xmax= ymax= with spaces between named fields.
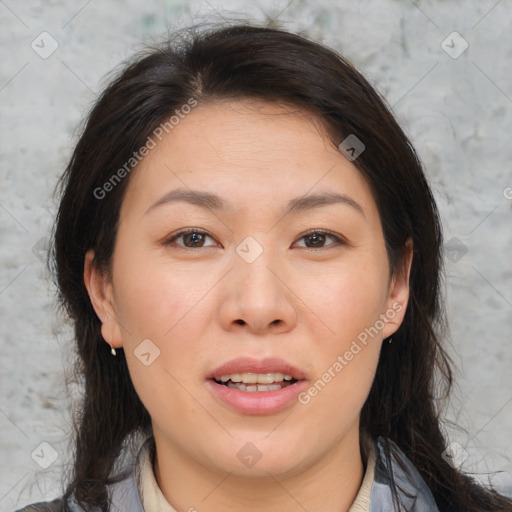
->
xmin=201 ymin=436 xmax=315 ymax=480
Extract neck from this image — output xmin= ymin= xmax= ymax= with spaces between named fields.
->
xmin=152 ymin=426 xmax=365 ymax=512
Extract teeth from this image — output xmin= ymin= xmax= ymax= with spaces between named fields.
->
xmin=217 ymin=372 xmax=294 ymax=384
xmin=226 ymin=382 xmax=285 ymax=392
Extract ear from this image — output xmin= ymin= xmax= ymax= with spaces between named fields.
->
xmin=381 ymin=238 xmax=413 ymax=340
xmin=84 ymin=249 xmax=123 ymax=349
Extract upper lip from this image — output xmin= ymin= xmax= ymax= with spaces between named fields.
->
xmin=209 ymin=357 xmax=306 ymax=381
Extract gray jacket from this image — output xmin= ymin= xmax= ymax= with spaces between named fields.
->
xmin=15 ymin=437 xmax=440 ymax=511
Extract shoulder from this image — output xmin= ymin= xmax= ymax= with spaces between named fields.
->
xmin=13 ymin=465 xmax=142 ymax=512
xmin=13 ymin=497 xmax=67 ymax=512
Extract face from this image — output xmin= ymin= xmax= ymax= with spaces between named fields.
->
xmin=85 ymin=99 xmax=411 ymax=479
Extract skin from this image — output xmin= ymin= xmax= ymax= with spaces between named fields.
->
xmin=84 ymin=99 xmax=413 ymax=512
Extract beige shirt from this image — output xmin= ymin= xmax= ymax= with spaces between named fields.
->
xmin=135 ymin=438 xmax=375 ymax=512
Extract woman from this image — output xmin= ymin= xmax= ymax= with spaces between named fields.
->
xmin=16 ymin=23 xmax=512 ymax=512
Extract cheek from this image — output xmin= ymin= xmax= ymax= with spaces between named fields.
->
xmin=300 ymin=256 xmax=389 ymax=342
xmin=110 ymin=245 xmax=215 ymax=409
xmin=297 ymin=255 xmax=387 ymax=406
xmin=111 ymin=252 xmax=209 ymax=421
xmin=111 ymin=246 xmax=214 ymax=342
xmin=300 ymin=314 xmax=382 ymax=435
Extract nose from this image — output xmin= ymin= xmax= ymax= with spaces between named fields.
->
xmin=218 ymin=250 xmax=298 ymax=335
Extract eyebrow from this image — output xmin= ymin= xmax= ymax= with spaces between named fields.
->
xmin=144 ymin=188 xmax=365 ymax=218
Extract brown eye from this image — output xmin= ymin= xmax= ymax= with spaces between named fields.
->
xmin=165 ymin=229 xmax=217 ymax=248
xmin=294 ymin=230 xmax=344 ymax=249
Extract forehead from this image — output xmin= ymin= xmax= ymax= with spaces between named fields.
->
xmin=152 ymin=99 xmax=334 ymax=163
xmin=120 ymin=100 xmax=378 ymax=223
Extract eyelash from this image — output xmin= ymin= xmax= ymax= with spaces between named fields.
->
xmin=162 ymin=228 xmax=346 ymax=251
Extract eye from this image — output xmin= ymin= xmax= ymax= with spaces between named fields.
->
xmin=162 ymin=228 xmax=345 ymax=250
xmin=293 ymin=229 xmax=345 ymax=249
xmin=163 ymin=229 xmax=218 ymax=249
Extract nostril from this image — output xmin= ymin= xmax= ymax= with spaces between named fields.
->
xmin=235 ymin=319 xmax=245 ymax=325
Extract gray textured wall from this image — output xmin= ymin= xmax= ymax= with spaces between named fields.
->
xmin=1 ymin=1 xmax=511 ymax=509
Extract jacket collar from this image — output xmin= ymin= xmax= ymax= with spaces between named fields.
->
xmin=370 ymin=436 xmax=440 ymax=511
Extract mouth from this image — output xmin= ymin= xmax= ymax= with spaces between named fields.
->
xmin=206 ymin=357 xmax=307 ymax=415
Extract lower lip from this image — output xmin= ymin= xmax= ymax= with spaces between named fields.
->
xmin=207 ymin=379 xmax=308 ymax=415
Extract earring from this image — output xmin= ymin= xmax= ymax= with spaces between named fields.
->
xmin=108 ymin=323 xmax=117 ymax=356
xmin=388 ymin=337 xmax=393 ymax=344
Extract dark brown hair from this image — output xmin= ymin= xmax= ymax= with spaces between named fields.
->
xmin=51 ymin=22 xmax=512 ymax=511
